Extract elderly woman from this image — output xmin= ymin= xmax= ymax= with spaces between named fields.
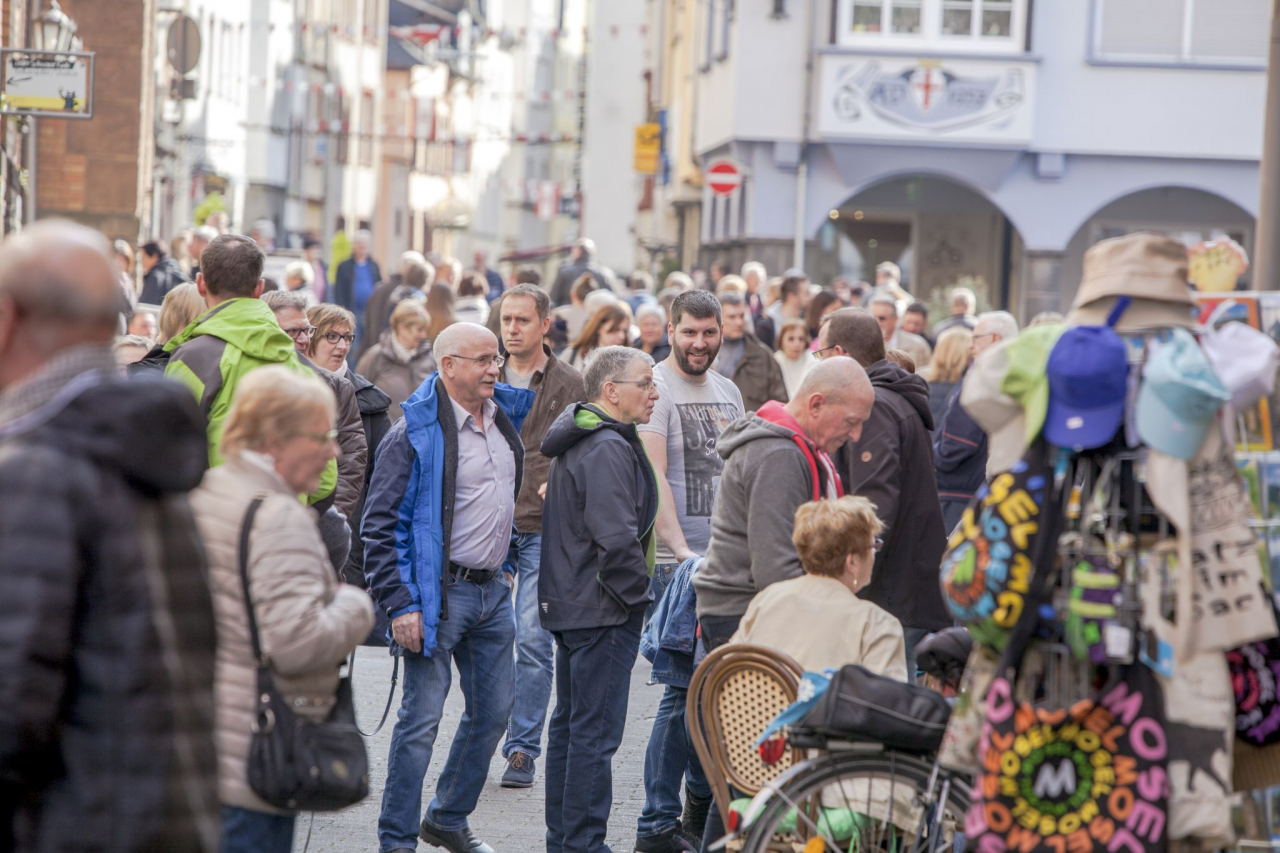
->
xmin=355 ymin=299 xmax=438 ymax=422
xmin=732 ymin=495 xmax=906 ymax=678
xmin=283 ymin=259 xmax=317 ymax=304
xmin=190 ymin=367 xmax=374 ymax=853
xmin=632 ymin=302 xmax=671 ymax=362
xmin=129 ymin=282 xmax=209 ymax=375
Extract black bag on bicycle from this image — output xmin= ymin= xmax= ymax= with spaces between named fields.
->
xmin=238 ymin=497 xmax=370 ymax=812
xmin=798 ymin=663 xmax=952 ymax=754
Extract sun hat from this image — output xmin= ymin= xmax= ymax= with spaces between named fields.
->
xmin=1072 ymin=233 xmax=1195 ymax=311
xmin=1044 ymin=325 xmax=1130 ymax=450
xmin=999 ymin=323 xmax=1066 ymax=446
xmin=1136 ymin=328 xmax=1231 ymax=461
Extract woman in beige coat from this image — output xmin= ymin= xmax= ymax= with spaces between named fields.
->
xmin=356 ymin=299 xmax=438 ymax=422
xmin=190 ymin=366 xmax=374 ymax=853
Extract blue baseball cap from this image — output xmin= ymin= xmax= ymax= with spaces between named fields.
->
xmin=1044 ymin=325 xmax=1129 ymax=450
xmin=1136 ymin=328 xmax=1230 ymax=460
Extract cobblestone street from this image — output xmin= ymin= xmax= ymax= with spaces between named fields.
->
xmin=294 ymin=645 xmax=663 ymax=853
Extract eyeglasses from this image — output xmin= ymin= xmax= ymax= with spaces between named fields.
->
xmin=321 ymin=331 xmax=356 ymax=345
xmin=973 ymin=333 xmax=997 ymax=342
xmin=298 ymin=429 xmax=338 ymax=443
xmin=873 ymin=537 xmax=884 ymax=553
xmin=283 ymin=325 xmax=316 ymax=340
xmin=814 ymin=345 xmax=841 ymax=360
xmin=611 ymin=378 xmax=655 ymax=391
xmin=448 ymin=353 xmax=506 ymax=369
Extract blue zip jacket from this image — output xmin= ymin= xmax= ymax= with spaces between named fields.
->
xmin=640 ymin=557 xmax=701 ymax=688
xmin=932 ymin=384 xmax=987 ymax=503
xmin=361 ymin=373 xmax=533 ymax=656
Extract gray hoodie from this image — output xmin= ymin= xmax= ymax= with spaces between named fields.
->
xmin=693 ymin=408 xmax=831 ymax=619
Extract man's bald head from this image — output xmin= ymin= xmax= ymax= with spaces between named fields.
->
xmin=784 ymin=357 xmax=876 ymax=455
xmin=435 ymin=322 xmax=502 ymax=409
xmin=434 ymin=321 xmax=496 ymax=359
xmin=0 ymin=220 xmax=122 ymax=390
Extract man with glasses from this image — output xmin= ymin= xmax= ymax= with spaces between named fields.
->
xmin=166 ymin=234 xmax=339 ymax=508
xmin=538 ymin=346 xmax=662 ymax=853
xmin=363 ymin=322 xmax=533 ymax=853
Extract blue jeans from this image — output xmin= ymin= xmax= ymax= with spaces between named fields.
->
xmin=220 ymin=806 xmax=294 ymax=853
xmin=376 ymin=574 xmax=516 ymax=851
xmin=545 ymin=612 xmax=644 ymax=853
xmin=503 ymin=532 xmax=554 ymax=760
xmin=644 ymin=561 xmax=679 ymax=625
xmin=637 ymin=684 xmax=711 ymax=838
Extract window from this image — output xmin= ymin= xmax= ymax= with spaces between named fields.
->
xmin=1094 ymin=0 xmax=1269 ymax=66
xmin=837 ymin=0 xmax=1024 ymax=50
xmin=702 ymin=0 xmax=734 ymax=66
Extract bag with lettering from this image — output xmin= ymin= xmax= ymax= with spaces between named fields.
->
xmin=939 ymin=437 xmax=1054 ymax=651
xmin=1228 ymin=593 xmax=1280 ymax=748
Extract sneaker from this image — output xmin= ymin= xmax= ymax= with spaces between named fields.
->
xmin=634 ymin=825 xmax=696 ymax=853
xmin=680 ymin=787 xmax=713 ymax=845
xmin=500 ymin=752 xmax=536 ymax=788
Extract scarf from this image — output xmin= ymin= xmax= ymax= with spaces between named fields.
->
xmin=754 ymin=400 xmax=844 ymax=501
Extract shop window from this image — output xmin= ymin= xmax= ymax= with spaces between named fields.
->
xmin=837 ymin=0 xmax=1024 ymax=49
xmin=1094 ymin=0 xmax=1269 ymax=66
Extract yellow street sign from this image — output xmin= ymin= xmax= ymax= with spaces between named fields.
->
xmin=634 ymin=123 xmax=660 ymax=174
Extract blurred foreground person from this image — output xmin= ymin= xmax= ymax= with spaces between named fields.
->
xmin=190 ymin=367 xmax=374 ymax=853
xmin=0 ymin=220 xmax=220 ymax=853
xmin=540 ymin=347 xmax=661 ymax=853
xmin=113 ymin=333 xmax=154 ymax=367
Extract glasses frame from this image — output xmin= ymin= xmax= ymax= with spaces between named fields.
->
xmin=320 ymin=331 xmax=356 ymax=345
xmin=447 ymin=353 xmax=506 ymax=369
xmin=298 ymin=429 xmax=338 ymax=443
xmin=814 ymin=344 xmax=841 ymax=360
xmin=610 ymin=378 xmax=655 ymax=391
xmin=283 ymin=324 xmax=317 ymax=340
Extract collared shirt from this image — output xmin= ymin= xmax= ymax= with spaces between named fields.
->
xmin=448 ymin=396 xmax=517 ymax=569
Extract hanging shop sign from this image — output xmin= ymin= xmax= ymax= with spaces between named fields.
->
xmin=0 ymin=49 xmax=94 ymax=119
xmin=634 ymin=122 xmax=660 ymax=174
xmin=817 ymin=54 xmax=1034 ymax=145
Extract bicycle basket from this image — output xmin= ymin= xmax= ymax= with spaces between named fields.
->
xmin=797 ymin=663 xmax=951 ymax=754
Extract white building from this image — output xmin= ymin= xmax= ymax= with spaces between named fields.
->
xmin=672 ymin=0 xmax=1268 ymax=317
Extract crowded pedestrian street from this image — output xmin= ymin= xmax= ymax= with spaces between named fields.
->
xmin=8 ymin=2 xmax=1280 ymax=853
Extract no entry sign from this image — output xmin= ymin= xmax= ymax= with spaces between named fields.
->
xmin=705 ymin=158 xmax=743 ymax=197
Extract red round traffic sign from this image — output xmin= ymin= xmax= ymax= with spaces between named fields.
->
xmin=706 ymin=158 xmax=743 ymax=197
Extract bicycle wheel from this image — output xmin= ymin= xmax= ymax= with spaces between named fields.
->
xmin=740 ymin=750 xmax=971 ymax=853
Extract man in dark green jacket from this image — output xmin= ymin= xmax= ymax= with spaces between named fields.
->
xmin=539 ymin=346 xmax=660 ymax=853
xmin=165 ymin=234 xmax=337 ymax=505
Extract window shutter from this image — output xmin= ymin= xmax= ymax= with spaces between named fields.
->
xmin=1098 ymin=0 xmax=1184 ymax=58
xmin=1189 ymin=0 xmax=1269 ymax=60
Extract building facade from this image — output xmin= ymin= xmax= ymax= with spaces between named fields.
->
xmin=669 ymin=0 xmax=1267 ymax=318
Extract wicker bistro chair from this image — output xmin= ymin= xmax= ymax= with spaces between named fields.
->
xmin=686 ymin=643 xmax=806 ymax=836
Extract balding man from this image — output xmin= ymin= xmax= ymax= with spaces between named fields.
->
xmin=694 ymin=358 xmax=874 ymax=649
xmin=362 ymin=322 xmax=534 ymax=853
xmin=818 ymin=308 xmax=951 ymax=677
xmin=0 ymin=221 xmax=220 ymax=851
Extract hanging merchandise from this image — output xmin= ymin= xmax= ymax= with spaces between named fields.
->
xmin=1201 ymin=314 xmax=1280 ymax=448
xmin=1067 ymin=233 xmax=1198 ymax=333
xmin=960 ymin=339 xmax=1028 ymax=478
xmin=1135 ymin=328 xmax=1230 ymax=461
xmin=1044 ymin=321 xmax=1129 ymax=451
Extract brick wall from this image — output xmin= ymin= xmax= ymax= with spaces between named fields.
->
xmin=35 ymin=0 xmax=155 ymax=243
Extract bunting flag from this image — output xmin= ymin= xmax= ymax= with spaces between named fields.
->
xmin=389 ymin=24 xmax=450 ymax=47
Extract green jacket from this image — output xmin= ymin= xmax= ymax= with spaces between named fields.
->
xmin=164 ymin=297 xmax=337 ymax=505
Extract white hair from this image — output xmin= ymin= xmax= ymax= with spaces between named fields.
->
xmin=583 ymin=289 xmax=619 ymax=315
xmin=950 ymin=287 xmax=977 ymax=313
xmin=635 ymin=303 xmax=666 ymax=322
xmin=868 ymin=293 xmax=899 ymax=313
xmin=975 ymin=310 xmax=1019 ymax=343
xmin=583 ymin=345 xmax=653 ymax=400
xmin=741 ymin=261 xmax=766 ymax=282
xmin=283 ymin=260 xmax=313 ymax=285
xmin=193 ymin=225 xmax=218 ymax=242
xmin=399 ymin=250 xmax=427 ymax=275
xmin=353 ymin=229 xmax=373 ymax=246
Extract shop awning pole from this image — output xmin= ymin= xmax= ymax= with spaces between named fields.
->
xmin=1254 ymin=0 xmax=1280 ymax=290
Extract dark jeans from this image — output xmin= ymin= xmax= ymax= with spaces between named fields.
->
xmin=220 ymin=806 xmax=295 ymax=853
xmin=503 ymin=532 xmax=554 ymax=760
xmin=637 ymin=683 xmax=711 ymax=838
xmin=377 ymin=574 xmax=516 ymax=851
xmin=696 ymin=614 xmax=742 ymax=852
xmin=545 ymin=612 xmax=645 ymax=853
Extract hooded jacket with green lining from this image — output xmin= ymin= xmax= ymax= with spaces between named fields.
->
xmin=163 ymin=297 xmax=337 ymax=505
xmin=538 ymin=402 xmax=659 ymax=632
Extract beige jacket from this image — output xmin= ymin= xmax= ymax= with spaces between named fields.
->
xmin=731 ymin=574 xmax=908 ymax=679
xmin=190 ymin=455 xmax=374 ymax=814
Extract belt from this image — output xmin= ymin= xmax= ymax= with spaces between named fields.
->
xmin=448 ymin=562 xmax=501 ymax=585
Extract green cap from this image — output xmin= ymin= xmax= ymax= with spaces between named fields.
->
xmin=999 ymin=323 xmax=1066 ymax=446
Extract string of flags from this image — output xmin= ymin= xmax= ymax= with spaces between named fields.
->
xmin=241 ymin=77 xmax=582 ymax=104
xmin=222 ymin=18 xmax=650 ymax=41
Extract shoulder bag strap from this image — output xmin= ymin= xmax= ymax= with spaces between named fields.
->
xmin=238 ymin=497 xmax=268 ymax=664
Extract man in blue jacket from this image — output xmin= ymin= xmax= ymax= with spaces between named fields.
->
xmin=362 ymin=322 xmax=533 ymax=853
xmin=539 ymin=346 xmax=661 ymax=853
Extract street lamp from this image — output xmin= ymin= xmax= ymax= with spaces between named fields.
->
xmin=34 ymin=0 xmax=78 ymax=53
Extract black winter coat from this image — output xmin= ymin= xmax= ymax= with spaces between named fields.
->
xmin=341 ymin=370 xmax=394 ymax=645
xmin=139 ymin=257 xmax=188 ymax=305
xmin=0 ymin=374 xmax=219 ymax=853
xmin=539 ymin=403 xmax=659 ymax=632
xmin=837 ymin=360 xmax=951 ymax=631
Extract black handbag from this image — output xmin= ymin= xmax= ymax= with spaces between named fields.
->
xmin=798 ymin=663 xmax=952 ymax=754
xmin=237 ymin=497 xmax=370 ymax=812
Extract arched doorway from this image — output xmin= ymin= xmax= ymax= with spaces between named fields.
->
xmin=1059 ymin=186 xmax=1256 ymax=305
xmin=809 ymin=174 xmax=1023 ymax=317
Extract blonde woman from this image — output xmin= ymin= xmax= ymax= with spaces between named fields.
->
xmin=128 ymin=282 xmax=210 ymax=375
xmin=355 ymin=300 xmax=438 ymax=422
xmin=190 ymin=367 xmax=374 ymax=853
xmin=921 ymin=327 xmax=973 ymax=429
xmin=773 ymin=317 xmax=816 ymax=398
xmin=731 ymin=495 xmax=905 ymax=678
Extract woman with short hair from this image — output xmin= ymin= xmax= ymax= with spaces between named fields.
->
xmin=129 ymin=282 xmax=210 ymax=376
xmin=632 ymin=303 xmax=671 ymax=362
xmin=355 ymin=299 xmax=438 ymax=423
xmin=731 ymin=495 xmax=906 ymax=678
xmin=190 ymin=367 xmax=374 ymax=853
xmin=921 ymin=327 xmax=974 ymax=430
